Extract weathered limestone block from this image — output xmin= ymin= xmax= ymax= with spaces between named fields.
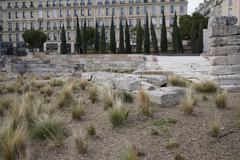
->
xmin=147 ymin=87 xmax=185 ymax=107
xmin=228 ymin=55 xmax=240 ymax=65
xmin=213 ymin=75 xmax=240 ymax=85
xmin=141 ymin=75 xmax=168 ymax=87
xmin=208 ymin=56 xmax=228 ymax=66
xmin=209 ymin=45 xmax=240 ymax=56
xmin=113 ymin=76 xmax=141 ymax=91
xmin=210 ymin=25 xmax=238 ymax=37
xmin=81 ymin=72 xmax=94 ymax=80
xmin=209 ymin=35 xmax=240 ymax=47
xmin=140 ymin=81 xmax=155 ymax=90
xmin=209 ymin=16 xmax=238 ymax=27
xmin=210 ymin=65 xmax=240 ymax=75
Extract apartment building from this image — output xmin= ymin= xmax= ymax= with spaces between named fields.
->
xmin=0 ymin=0 xmax=188 ymax=54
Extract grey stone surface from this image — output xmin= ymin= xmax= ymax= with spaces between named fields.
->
xmin=141 ymin=75 xmax=167 ymax=87
xmin=148 ymin=87 xmax=185 ymax=107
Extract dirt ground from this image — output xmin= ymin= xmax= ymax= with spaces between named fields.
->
xmin=0 ymin=75 xmax=240 ymax=160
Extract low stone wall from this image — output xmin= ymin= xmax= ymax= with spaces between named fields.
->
xmin=207 ymin=16 xmax=240 ymax=88
xmin=7 ymin=54 xmax=144 ymax=75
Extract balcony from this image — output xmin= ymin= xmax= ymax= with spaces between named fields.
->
xmin=74 ymin=3 xmax=78 ymax=6
xmin=29 ymin=4 xmax=34 ymax=8
xmin=38 ymin=4 xmax=43 ymax=8
xmin=46 ymin=4 xmax=51 ymax=7
xmin=7 ymin=5 xmax=12 ymax=9
xmin=15 ymin=27 xmax=20 ymax=31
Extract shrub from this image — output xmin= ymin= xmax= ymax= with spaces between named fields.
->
xmin=0 ymin=122 xmax=28 ymax=160
xmin=79 ymin=79 xmax=88 ymax=90
xmin=98 ymin=86 xmax=115 ymax=109
xmin=211 ymin=114 xmax=221 ymax=138
xmin=49 ymin=79 xmax=63 ymax=87
xmin=215 ymin=90 xmax=227 ymax=109
xmin=193 ymin=81 xmax=217 ymax=93
xmin=86 ymin=123 xmax=96 ymax=137
xmin=72 ymin=127 xmax=88 ymax=154
xmin=88 ymin=85 xmax=98 ymax=103
xmin=31 ymin=112 xmax=67 ymax=147
xmin=109 ymin=98 xmax=130 ymax=126
xmin=136 ymin=89 xmax=151 ymax=117
xmin=72 ymin=99 xmax=85 ymax=120
xmin=180 ymin=89 xmax=196 ymax=114
xmin=168 ymin=75 xmax=188 ymax=87
xmin=0 ymin=99 xmax=12 ymax=115
xmin=40 ymin=85 xmax=53 ymax=96
xmin=57 ymin=84 xmax=74 ymax=108
xmin=120 ymin=144 xmax=139 ymax=160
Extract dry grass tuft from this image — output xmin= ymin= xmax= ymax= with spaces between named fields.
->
xmin=57 ymin=84 xmax=74 ymax=108
xmin=120 ymin=144 xmax=139 ymax=160
xmin=72 ymin=99 xmax=85 ymax=120
xmin=168 ymin=75 xmax=188 ymax=87
xmin=30 ymin=112 xmax=67 ymax=147
xmin=49 ymin=79 xmax=63 ymax=87
xmin=165 ymin=139 xmax=180 ymax=150
xmin=180 ymin=89 xmax=196 ymax=114
xmin=114 ymin=91 xmax=134 ymax=103
xmin=215 ymin=90 xmax=227 ymax=109
xmin=109 ymin=98 xmax=130 ymax=126
xmin=211 ymin=113 xmax=221 ymax=138
xmin=174 ymin=154 xmax=186 ymax=160
xmin=86 ymin=123 xmax=96 ymax=137
xmin=40 ymin=85 xmax=53 ymax=96
xmin=136 ymin=89 xmax=151 ymax=117
xmin=0 ymin=99 xmax=12 ymax=115
xmin=98 ymin=86 xmax=115 ymax=109
xmin=193 ymin=81 xmax=217 ymax=93
xmin=0 ymin=122 xmax=28 ymax=160
xmin=88 ymin=85 xmax=98 ymax=103
xmin=79 ymin=79 xmax=88 ymax=90
xmin=72 ymin=127 xmax=88 ymax=154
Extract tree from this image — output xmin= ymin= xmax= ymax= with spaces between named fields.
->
xmin=179 ymin=15 xmax=192 ymax=40
xmin=197 ymin=20 xmax=204 ymax=53
xmin=172 ymin=12 xmax=184 ymax=53
xmin=160 ymin=12 xmax=168 ymax=52
xmin=150 ymin=19 xmax=159 ymax=54
xmin=125 ymin=18 xmax=131 ymax=53
xmin=60 ymin=26 xmax=67 ymax=54
xmin=82 ymin=18 xmax=88 ymax=54
xmin=110 ymin=14 xmax=116 ymax=54
xmin=118 ymin=20 xmax=125 ymax=53
xmin=22 ymin=29 xmax=47 ymax=53
xmin=136 ymin=20 xmax=143 ymax=53
xmin=99 ymin=24 xmax=106 ymax=54
xmin=144 ymin=13 xmax=150 ymax=54
xmin=75 ymin=16 xmax=82 ymax=54
xmin=190 ymin=20 xmax=198 ymax=53
xmin=94 ymin=21 xmax=99 ymax=53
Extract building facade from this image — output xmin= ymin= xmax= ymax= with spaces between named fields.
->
xmin=0 ymin=0 xmax=188 ymax=54
xmin=195 ymin=0 xmax=240 ymax=24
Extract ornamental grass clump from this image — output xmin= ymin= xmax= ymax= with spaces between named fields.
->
xmin=72 ymin=99 xmax=85 ymax=120
xmin=180 ymin=89 xmax=197 ymax=114
xmin=193 ymin=81 xmax=217 ymax=93
xmin=168 ymin=75 xmax=188 ymax=87
xmin=72 ymin=127 xmax=88 ymax=154
xmin=98 ymin=86 xmax=115 ymax=109
xmin=57 ymin=83 xmax=74 ymax=108
xmin=136 ymin=89 xmax=151 ymax=117
xmin=215 ymin=90 xmax=227 ymax=109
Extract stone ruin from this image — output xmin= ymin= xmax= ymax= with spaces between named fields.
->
xmin=207 ymin=16 xmax=240 ymax=89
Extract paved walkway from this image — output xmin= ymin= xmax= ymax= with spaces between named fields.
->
xmin=157 ymin=56 xmax=213 ymax=82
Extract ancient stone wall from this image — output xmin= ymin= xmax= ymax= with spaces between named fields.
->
xmin=208 ymin=16 xmax=240 ymax=88
xmin=6 ymin=54 xmax=143 ymax=75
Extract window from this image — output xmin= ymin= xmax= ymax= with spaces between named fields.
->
xmin=53 ymin=10 xmax=57 ymax=17
xmin=88 ymin=8 xmax=92 ymax=16
xmin=112 ymin=8 xmax=115 ymax=15
xmin=8 ymin=12 xmax=11 ymax=19
xmin=152 ymin=6 xmax=156 ymax=15
xmin=23 ymin=11 xmax=26 ymax=18
xmin=129 ymin=7 xmax=133 ymax=15
xmin=74 ymin=9 xmax=78 ymax=16
xmin=170 ymin=5 xmax=174 ymax=14
xmin=228 ymin=8 xmax=233 ymax=16
xmin=47 ymin=10 xmax=50 ymax=17
xmin=98 ymin=8 xmax=102 ymax=16
xmin=67 ymin=32 xmax=71 ymax=40
xmin=106 ymin=8 xmax=109 ymax=16
xmin=121 ymin=7 xmax=124 ymax=15
xmin=180 ymin=5 xmax=184 ymax=13
xmin=136 ymin=7 xmax=140 ymax=15
xmin=161 ymin=6 xmax=164 ymax=13
xmin=67 ymin=9 xmax=71 ymax=16
xmin=228 ymin=0 xmax=233 ymax=6
xmin=15 ymin=12 xmax=18 ymax=19
xmin=60 ymin=10 xmax=63 ymax=17
xmin=9 ymin=34 xmax=12 ymax=42
xmin=47 ymin=21 xmax=51 ymax=29
xmin=30 ymin=11 xmax=34 ymax=18
xmin=81 ymin=9 xmax=84 ymax=16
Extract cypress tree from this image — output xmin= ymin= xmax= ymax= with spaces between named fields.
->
xmin=82 ymin=18 xmax=88 ymax=54
xmin=118 ymin=20 xmax=125 ymax=53
xmin=161 ymin=12 xmax=168 ymax=52
xmin=150 ymin=19 xmax=159 ymax=54
xmin=125 ymin=18 xmax=131 ymax=53
xmin=144 ymin=13 xmax=150 ymax=54
xmin=197 ymin=20 xmax=203 ymax=53
xmin=172 ymin=12 xmax=184 ymax=53
xmin=94 ymin=21 xmax=99 ymax=53
xmin=136 ymin=20 xmax=143 ymax=53
xmin=190 ymin=20 xmax=198 ymax=53
xmin=60 ymin=26 xmax=67 ymax=54
xmin=76 ymin=16 xmax=82 ymax=54
xmin=110 ymin=14 xmax=116 ymax=53
xmin=99 ymin=24 xmax=106 ymax=54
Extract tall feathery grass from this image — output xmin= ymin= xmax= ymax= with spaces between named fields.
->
xmin=72 ymin=99 xmax=85 ymax=120
xmin=98 ymin=86 xmax=115 ymax=109
xmin=120 ymin=144 xmax=139 ymax=160
xmin=215 ymin=90 xmax=227 ymax=109
xmin=72 ymin=127 xmax=88 ymax=154
xmin=193 ymin=81 xmax=217 ymax=93
xmin=136 ymin=89 xmax=151 ymax=117
xmin=211 ymin=113 xmax=221 ymax=138
xmin=57 ymin=83 xmax=74 ymax=108
xmin=180 ymin=89 xmax=197 ymax=114
xmin=88 ymin=85 xmax=98 ymax=103
xmin=168 ymin=75 xmax=188 ymax=87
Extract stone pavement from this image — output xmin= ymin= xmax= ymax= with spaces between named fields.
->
xmin=156 ymin=56 xmax=214 ymax=83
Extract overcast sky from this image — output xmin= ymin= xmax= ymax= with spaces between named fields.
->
xmin=188 ymin=0 xmax=204 ymax=15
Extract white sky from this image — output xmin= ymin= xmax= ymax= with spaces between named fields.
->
xmin=188 ymin=0 xmax=204 ymax=15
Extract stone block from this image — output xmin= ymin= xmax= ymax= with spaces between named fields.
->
xmin=213 ymin=75 xmax=240 ymax=85
xmin=209 ymin=35 xmax=240 ymax=47
xmin=209 ymin=45 xmax=240 ymax=56
xmin=113 ymin=77 xmax=141 ymax=91
xmin=208 ymin=56 xmax=228 ymax=66
xmin=141 ymin=75 xmax=168 ymax=87
xmin=210 ymin=65 xmax=240 ymax=75
xmin=210 ymin=25 xmax=238 ymax=37
xmin=209 ymin=16 xmax=238 ymax=27
xmin=227 ymin=55 xmax=240 ymax=65
xmin=147 ymin=87 xmax=185 ymax=107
